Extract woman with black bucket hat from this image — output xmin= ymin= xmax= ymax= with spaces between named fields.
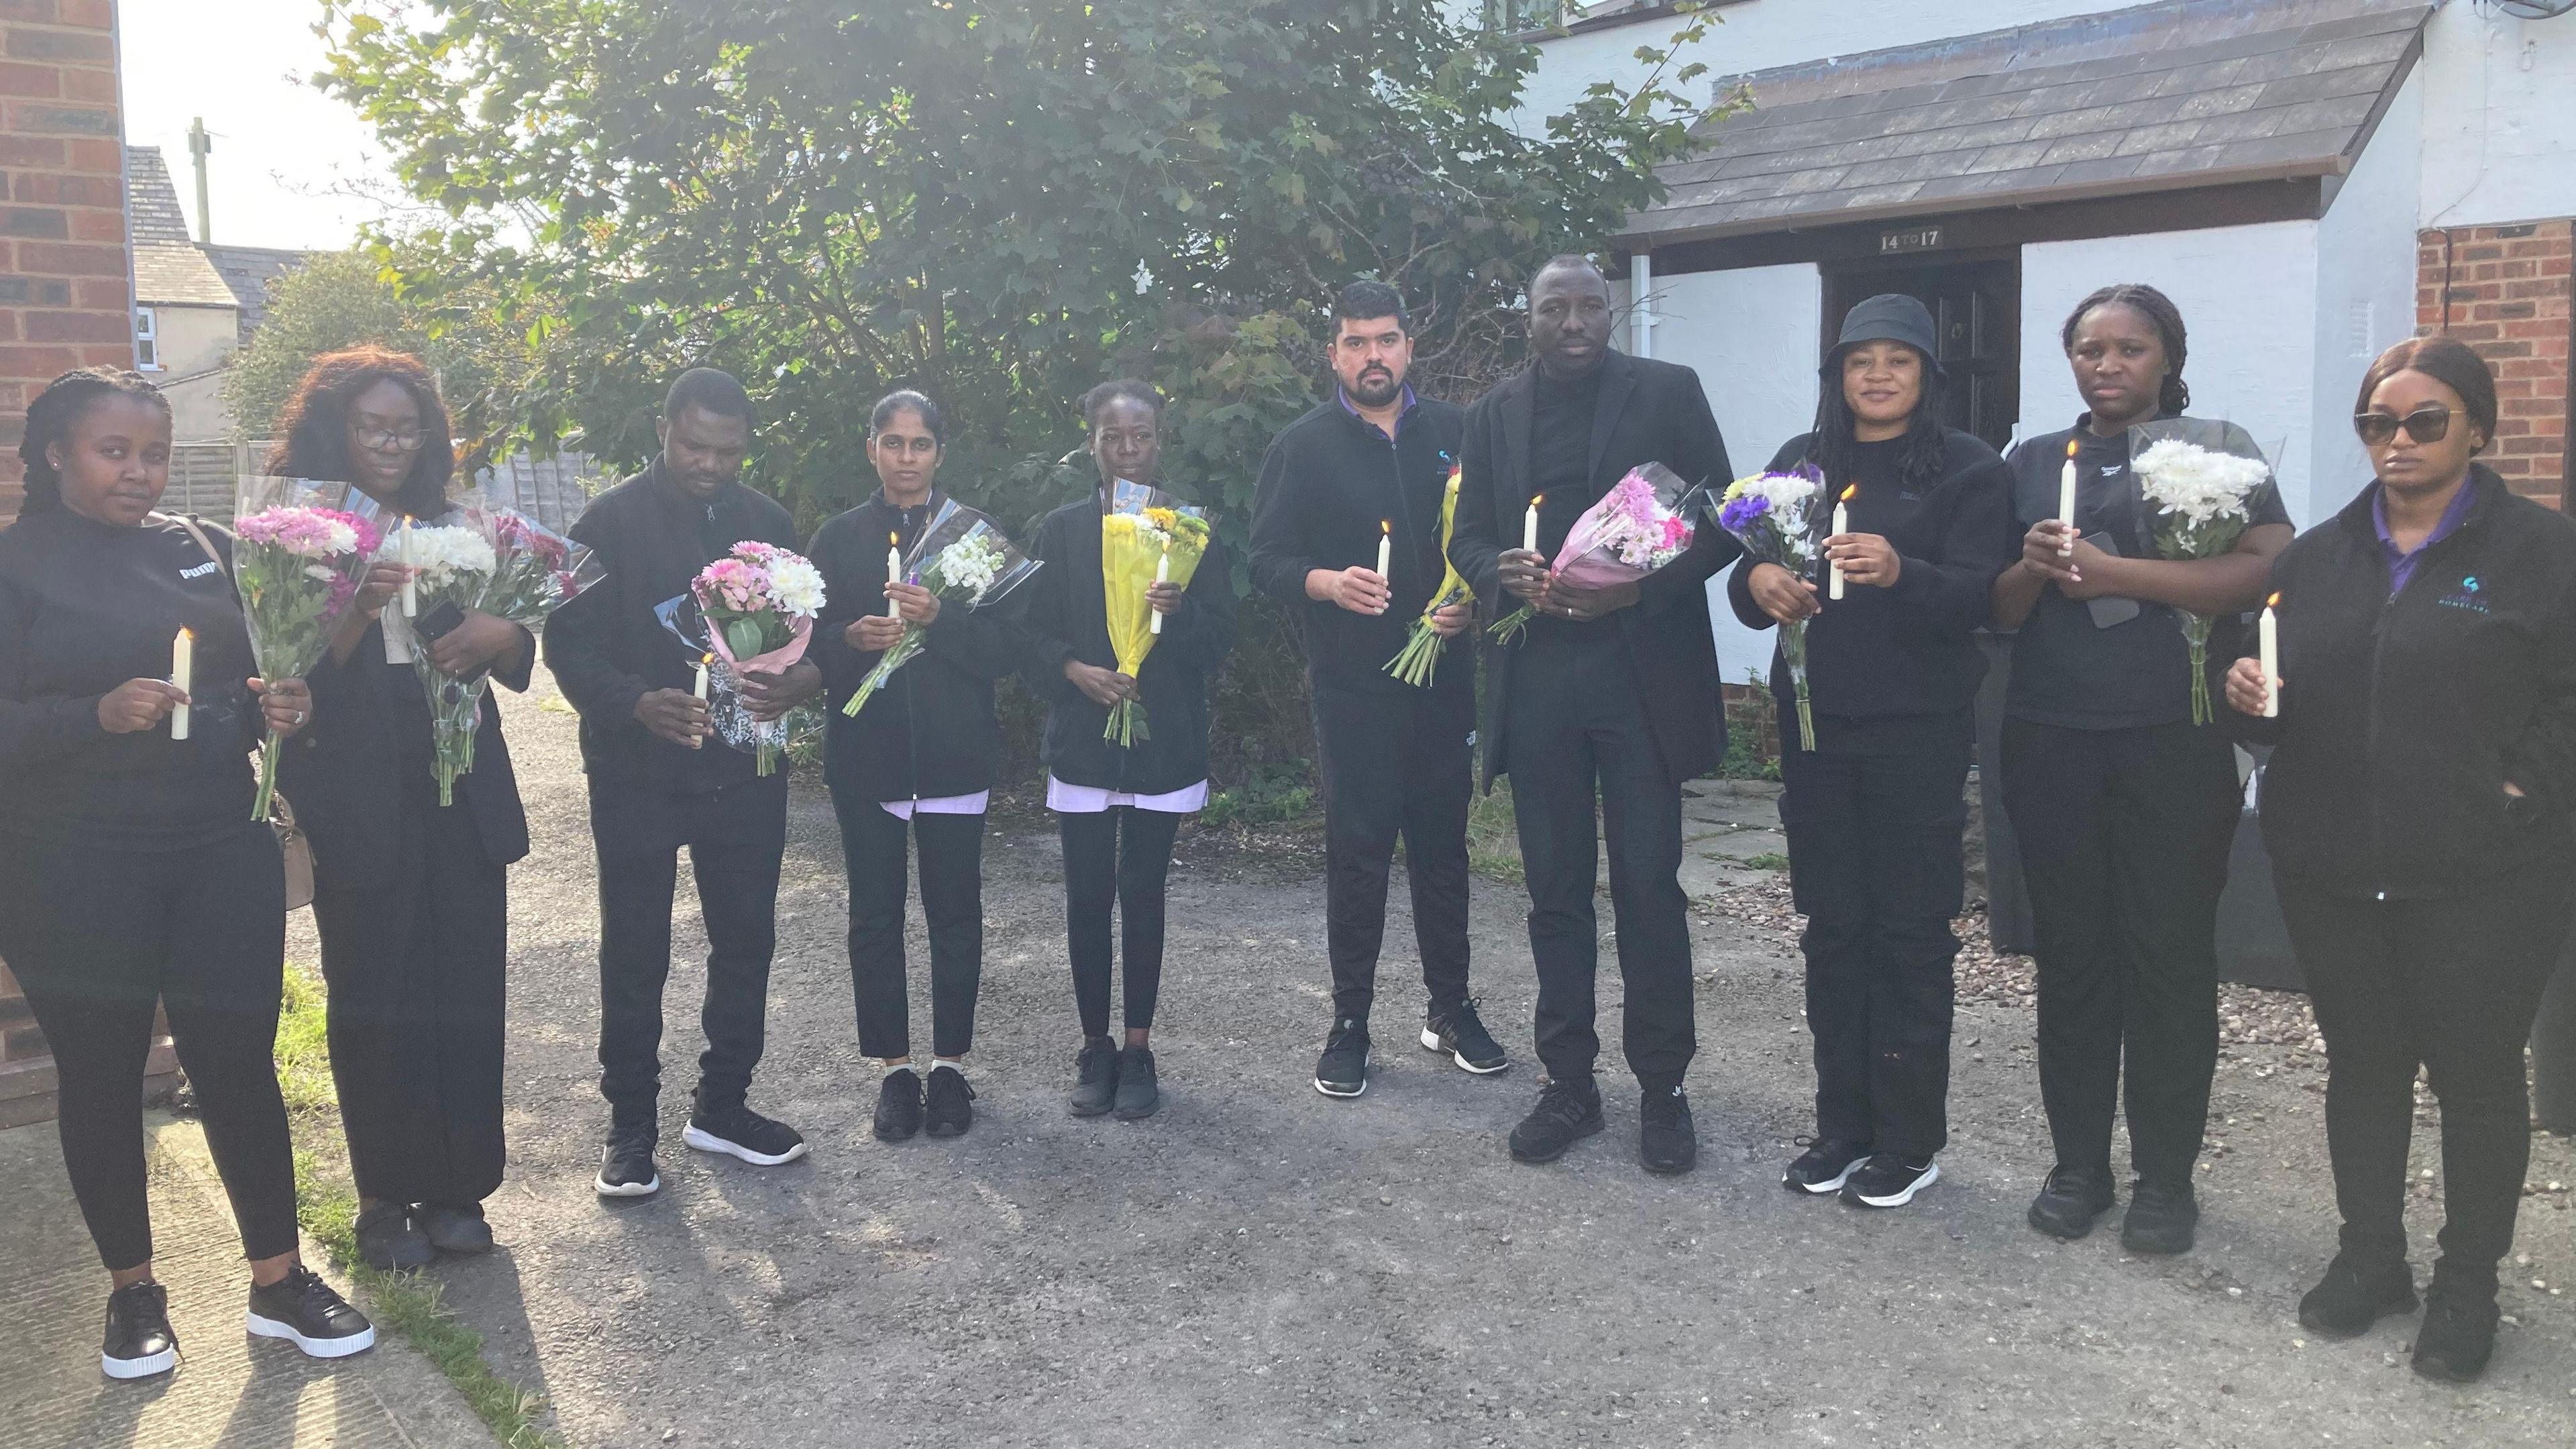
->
xmin=1731 ymin=294 xmax=2018 ymax=1209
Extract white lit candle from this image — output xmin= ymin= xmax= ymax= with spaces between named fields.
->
xmin=1377 ymin=519 xmax=1392 ymax=580
xmin=1828 ymin=486 xmax=1853 ymax=601
xmin=169 ymin=627 xmax=193 ymax=740
xmin=398 ymin=518 xmax=418 ymax=617
xmin=1149 ymin=544 xmax=1171 ymax=636
xmin=2259 ymin=592 xmax=2281 ymax=718
xmin=693 ymin=652 xmax=711 ymax=701
xmin=2057 ymin=439 xmax=2079 ymax=557
xmin=1523 ymin=496 xmax=1541 ymax=554
xmin=885 ymin=533 xmax=904 ymax=618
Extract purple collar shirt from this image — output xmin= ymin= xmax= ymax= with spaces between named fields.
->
xmin=2373 ymin=474 xmax=2478 ymax=596
xmin=1339 ymin=382 xmax=1417 ymax=441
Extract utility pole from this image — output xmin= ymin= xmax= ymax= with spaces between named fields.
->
xmin=186 ymin=117 xmax=212 ymax=242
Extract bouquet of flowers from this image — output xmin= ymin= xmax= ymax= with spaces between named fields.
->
xmin=397 ymin=515 xmax=501 ymax=807
xmin=1712 ymin=465 xmax=1831 ymax=749
xmin=231 ymin=476 xmax=384 ymax=820
xmin=1384 ymin=466 xmax=1472 ymax=688
xmin=843 ymin=499 xmax=1041 ymax=716
xmin=2129 ymin=419 xmax=2276 ymax=724
xmin=691 ymin=540 xmax=827 ymax=774
xmin=1490 ymin=464 xmax=1705 ymax=647
xmin=1099 ymin=480 xmax=1213 ymax=747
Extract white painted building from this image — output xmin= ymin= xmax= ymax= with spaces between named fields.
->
xmin=1474 ymin=0 xmax=2576 ymax=684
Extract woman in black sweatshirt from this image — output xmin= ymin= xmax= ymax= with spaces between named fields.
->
xmin=1728 ymin=294 xmax=2017 ymax=1211
xmin=811 ymin=391 xmax=1024 ymax=1142
xmin=2224 ymin=337 xmax=2576 ymax=1383
xmin=271 ymin=347 xmax=533 ymax=1272
xmin=0 ymin=369 xmax=372 ymax=1377
xmin=1020 ymin=379 xmax=1236 ymax=1121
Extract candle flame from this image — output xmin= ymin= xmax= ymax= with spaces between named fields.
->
xmin=1381 ymin=519 xmax=1391 ymax=535
xmin=1839 ymin=484 xmax=1858 ymax=502
xmin=178 ymin=627 xmax=193 ymax=641
xmin=2266 ymin=592 xmax=2281 ymax=608
xmin=701 ymin=651 xmax=714 ymax=667
xmin=1531 ymin=494 xmax=1543 ymax=506
xmin=2065 ymin=439 xmax=2080 ymax=460
xmin=888 ymin=531 xmax=900 ymax=546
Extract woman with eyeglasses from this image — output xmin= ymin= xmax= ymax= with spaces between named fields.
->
xmin=1989 ymin=284 xmax=2292 ymax=1258
xmin=271 ymin=347 xmax=533 ymax=1271
xmin=2223 ymin=337 xmax=2576 ymax=1382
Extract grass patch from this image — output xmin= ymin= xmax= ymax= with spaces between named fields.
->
xmin=1739 ymin=851 xmax=1790 ymax=871
xmin=274 ymin=964 xmax=569 ymax=1449
xmin=1466 ymin=780 xmax=1523 ymax=885
xmin=1201 ymin=759 xmax=1316 ymax=828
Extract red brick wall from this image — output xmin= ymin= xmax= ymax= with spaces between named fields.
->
xmin=2416 ymin=221 xmax=2575 ymax=511
xmin=0 ymin=0 xmax=130 ymax=526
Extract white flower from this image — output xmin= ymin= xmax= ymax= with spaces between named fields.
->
xmin=2133 ymin=440 xmax=2269 ymax=528
xmin=767 ymin=555 xmax=826 ymax=618
xmin=934 ymin=535 xmax=1004 ymax=600
xmin=405 ymin=525 xmax=497 ymax=585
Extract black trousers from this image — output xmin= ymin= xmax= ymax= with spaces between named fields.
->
xmin=1313 ymin=682 xmax=1474 ymax=1022
xmin=313 ymin=767 xmax=508 ymax=1206
xmin=2002 ymin=717 xmax=2237 ymax=1183
xmin=1505 ymin=638 xmax=1695 ymax=1084
xmin=594 ymin=773 xmax=788 ymax=1129
xmin=2277 ymin=866 xmax=2573 ymax=1279
xmin=1059 ymin=806 xmax=1182 ymax=1037
xmin=831 ymin=790 xmax=983 ymax=1060
xmin=1780 ymin=724 xmax=1970 ymax=1157
xmin=0 ymin=825 xmax=297 ymax=1269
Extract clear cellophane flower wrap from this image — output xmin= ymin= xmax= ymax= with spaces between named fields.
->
xmin=2127 ymin=419 xmax=2277 ymax=726
xmin=688 ymin=541 xmax=827 ymax=775
xmin=1711 ymin=464 xmax=1831 ymax=749
xmin=1384 ymin=466 xmax=1470 ymax=688
xmin=1489 ymin=463 xmax=1709 ymax=647
xmin=1099 ymin=480 xmax=1212 ymax=747
xmin=230 ymin=475 xmax=387 ymax=819
xmin=843 ymin=498 xmax=1040 ymax=716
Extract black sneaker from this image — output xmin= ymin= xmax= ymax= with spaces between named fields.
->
xmin=1421 ymin=999 xmax=1509 ymax=1075
xmin=2121 ymin=1177 xmax=2198 ymax=1255
xmin=873 ymin=1069 xmax=924 ymax=1142
xmin=1639 ymin=1082 xmax=1697 ymax=1175
xmin=1782 ymin=1137 xmax=1872 ymax=1195
xmin=684 ymin=1101 xmax=809 ymax=1167
xmin=1841 ymin=1154 xmax=1940 ymax=1208
xmin=101 ymin=1281 xmax=176 ymax=1381
xmin=354 ymin=1202 xmax=433 ymax=1272
xmin=415 ymin=1201 xmax=493 ymax=1256
xmin=2027 ymin=1164 xmax=2116 ymax=1240
xmin=924 ymin=1063 xmax=975 ymax=1138
xmin=2299 ymin=1251 xmax=2418 ymax=1339
xmin=245 ymin=1266 xmax=376 ymax=1360
xmin=1114 ymin=1044 xmax=1161 ymax=1120
xmin=595 ymin=1126 xmax=661 ymax=1198
xmin=2412 ymin=1274 xmax=2500 ymax=1383
xmin=1315 ymin=1018 xmax=1370 ymax=1098
xmin=1507 ymin=1077 xmax=1604 ymax=1164
xmin=1069 ymin=1036 xmax=1120 ymax=1117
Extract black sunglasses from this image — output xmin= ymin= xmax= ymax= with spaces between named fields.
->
xmin=2353 ymin=405 xmax=2452 ymax=447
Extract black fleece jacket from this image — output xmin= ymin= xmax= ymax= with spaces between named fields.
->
xmin=1726 ymin=429 xmax=2017 ymax=726
xmin=2235 ymin=467 xmax=2576 ymax=899
xmin=1249 ymin=394 xmax=1468 ymax=695
xmin=543 ymin=462 xmax=802 ymax=792
xmin=1018 ymin=490 xmax=1236 ymax=795
xmin=810 ymin=489 xmax=1026 ymax=802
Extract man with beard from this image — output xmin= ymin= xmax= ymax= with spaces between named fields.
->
xmin=1448 ymin=256 xmax=1737 ymax=1174
xmin=545 ymin=368 xmax=822 ymax=1197
xmin=1251 ymin=281 xmax=1505 ymax=1099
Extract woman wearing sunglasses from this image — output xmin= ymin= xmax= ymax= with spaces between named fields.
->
xmin=2223 ymin=336 xmax=2576 ymax=1382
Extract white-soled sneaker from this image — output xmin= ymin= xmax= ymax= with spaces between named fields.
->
xmin=245 ymin=1267 xmax=375 ymax=1360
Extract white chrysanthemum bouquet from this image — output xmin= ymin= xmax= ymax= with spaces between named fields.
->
xmin=843 ymin=499 xmax=1040 ymax=717
xmin=2129 ymin=421 xmax=2275 ymax=724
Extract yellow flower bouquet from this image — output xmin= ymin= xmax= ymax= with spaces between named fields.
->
xmin=1100 ymin=484 xmax=1212 ymax=746
xmin=1384 ymin=466 xmax=1470 ymax=687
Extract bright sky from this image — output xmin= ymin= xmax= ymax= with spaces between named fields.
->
xmin=118 ymin=0 xmax=409 ymax=251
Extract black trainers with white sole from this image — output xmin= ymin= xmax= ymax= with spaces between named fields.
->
xmin=595 ymin=1126 xmax=661 ymax=1198
xmin=101 ymin=1280 xmax=176 ymax=1381
xmin=683 ymin=1102 xmax=809 ymax=1166
xmin=245 ymin=1267 xmax=375 ymax=1360
xmin=1782 ymin=1137 xmax=1871 ymax=1195
xmin=1421 ymin=1000 xmax=1509 ymax=1075
xmin=1315 ymin=1018 xmax=1370 ymax=1097
xmin=1839 ymin=1154 xmax=1939 ymax=1208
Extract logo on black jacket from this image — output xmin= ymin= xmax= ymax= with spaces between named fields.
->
xmin=2438 ymin=575 xmax=2489 ymax=614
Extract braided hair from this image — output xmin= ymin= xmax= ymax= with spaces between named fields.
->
xmin=2061 ymin=283 xmax=2192 ymax=417
xmin=15 ymin=368 xmax=170 ymax=515
xmin=263 ymin=345 xmax=455 ymax=519
xmin=1807 ymin=345 xmax=1950 ymax=496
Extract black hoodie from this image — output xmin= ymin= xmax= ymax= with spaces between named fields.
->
xmin=2236 ymin=466 xmax=2576 ymax=899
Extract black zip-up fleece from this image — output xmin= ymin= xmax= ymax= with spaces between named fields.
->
xmin=2237 ymin=467 xmax=2576 ymax=899
xmin=809 ymin=489 xmax=1026 ymax=802
xmin=1249 ymin=394 xmax=1469 ymax=694
xmin=1018 ymin=491 xmax=1236 ymax=795
xmin=1726 ymin=429 xmax=2017 ymax=723
xmin=543 ymin=461 xmax=802 ymax=792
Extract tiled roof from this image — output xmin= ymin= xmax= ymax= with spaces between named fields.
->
xmin=125 ymin=145 xmax=237 ymax=308
xmin=1622 ymin=0 xmax=2433 ymax=246
xmin=203 ymin=244 xmax=310 ymax=337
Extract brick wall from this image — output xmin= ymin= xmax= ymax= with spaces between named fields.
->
xmin=2416 ymin=220 xmax=2576 ymax=511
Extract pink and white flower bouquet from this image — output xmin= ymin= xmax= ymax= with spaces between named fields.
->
xmin=692 ymin=540 xmax=826 ymax=775
xmin=1490 ymin=464 xmax=1707 ymax=646
xmin=231 ymin=476 xmax=385 ymax=819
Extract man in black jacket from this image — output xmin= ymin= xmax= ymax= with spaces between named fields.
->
xmin=1449 ymin=255 xmax=1738 ymax=1174
xmin=1250 ymin=281 xmax=1506 ymax=1101
xmin=545 ymin=368 xmax=820 ymax=1198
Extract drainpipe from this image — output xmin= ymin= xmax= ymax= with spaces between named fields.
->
xmin=1630 ymin=250 xmax=1656 ymax=360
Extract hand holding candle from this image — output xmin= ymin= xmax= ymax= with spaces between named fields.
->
xmin=169 ymin=627 xmax=193 ymax=740
xmin=2057 ymin=439 xmax=2080 ymax=556
xmin=1523 ymin=496 xmax=1541 ymax=555
xmin=2259 ymin=592 xmax=2280 ymax=718
xmin=1827 ymin=486 xmax=1854 ymax=601
xmin=693 ymin=651 xmax=712 ymax=701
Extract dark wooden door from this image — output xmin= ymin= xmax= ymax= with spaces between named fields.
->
xmin=1823 ymin=255 xmax=2020 ymax=451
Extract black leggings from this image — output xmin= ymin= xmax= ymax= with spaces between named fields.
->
xmin=833 ymin=790 xmax=984 ymax=1060
xmin=0 ymin=826 xmax=296 ymax=1269
xmin=1059 ymin=806 xmax=1182 ymax=1037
